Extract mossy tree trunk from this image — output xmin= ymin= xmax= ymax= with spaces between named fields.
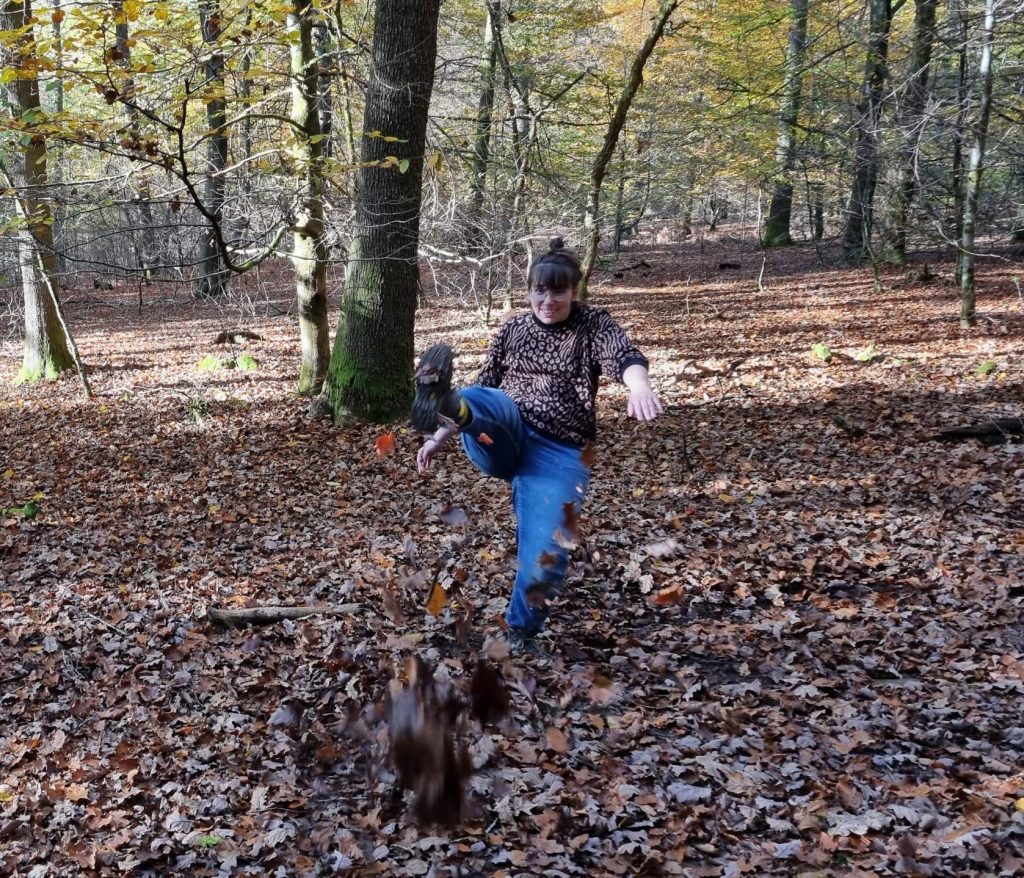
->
xmin=763 ymin=0 xmax=808 ymax=248
xmin=289 ymin=0 xmax=330 ymax=394
xmin=3 ymin=0 xmax=73 ymax=384
xmin=324 ymin=0 xmax=442 ymax=421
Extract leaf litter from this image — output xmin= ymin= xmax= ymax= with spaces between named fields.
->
xmin=1 ymin=240 xmax=1023 ymax=875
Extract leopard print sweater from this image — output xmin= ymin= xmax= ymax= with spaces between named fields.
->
xmin=476 ymin=303 xmax=648 ymax=447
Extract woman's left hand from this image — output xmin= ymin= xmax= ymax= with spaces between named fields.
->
xmin=627 ymin=387 xmax=664 ymax=422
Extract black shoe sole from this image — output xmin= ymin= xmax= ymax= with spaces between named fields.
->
xmin=411 ymin=343 xmax=455 ymax=433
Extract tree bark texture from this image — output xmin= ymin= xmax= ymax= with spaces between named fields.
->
xmin=289 ymin=0 xmax=330 ymax=394
xmin=842 ymin=0 xmax=893 ymax=262
xmin=2 ymin=0 xmax=73 ymax=383
xmin=467 ymin=1 xmax=499 ymax=250
xmin=325 ymin=0 xmax=442 ymax=422
xmin=958 ymin=0 xmax=998 ymax=329
xmin=764 ymin=0 xmax=809 ymax=248
xmin=196 ymin=0 xmax=230 ymax=298
xmin=885 ymin=0 xmax=938 ymax=264
xmin=114 ymin=7 xmax=159 ymax=279
xmin=579 ymin=0 xmax=679 ymax=301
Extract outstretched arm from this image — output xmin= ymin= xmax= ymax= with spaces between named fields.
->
xmin=416 ymin=424 xmax=458 ymax=474
xmin=623 ymin=363 xmax=663 ymax=422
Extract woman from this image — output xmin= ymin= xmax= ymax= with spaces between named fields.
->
xmin=413 ymin=238 xmax=662 ymax=653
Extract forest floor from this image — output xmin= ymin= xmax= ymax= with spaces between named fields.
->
xmin=2 ymin=232 xmax=1024 ymax=877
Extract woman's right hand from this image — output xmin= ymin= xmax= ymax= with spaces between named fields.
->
xmin=416 ymin=425 xmax=457 ymax=473
xmin=417 ymin=438 xmax=439 ymax=474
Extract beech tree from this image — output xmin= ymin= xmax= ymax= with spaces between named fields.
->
xmin=763 ymin=0 xmax=809 ymax=248
xmin=2 ymin=0 xmax=74 ymax=384
xmin=957 ymin=0 xmax=999 ymax=328
xmin=324 ymin=0 xmax=443 ymax=421
xmin=842 ymin=0 xmax=896 ymax=262
xmin=578 ymin=0 xmax=680 ymax=301
xmin=884 ymin=0 xmax=938 ymax=264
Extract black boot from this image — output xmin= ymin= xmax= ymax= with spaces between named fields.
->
xmin=411 ymin=344 xmax=465 ymax=432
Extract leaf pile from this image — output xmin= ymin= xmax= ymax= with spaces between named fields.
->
xmin=1 ymin=238 xmax=1023 ymax=876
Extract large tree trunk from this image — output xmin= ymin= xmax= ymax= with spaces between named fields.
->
xmin=885 ymin=0 xmax=938 ymax=264
xmin=289 ymin=0 xmax=330 ymax=394
xmin=579 ymin=0 xmax=679 ymax=301
xmin=195 ymin=0 xmax=229 ymax=298
xmin=466 ymin=1 xmax=499 ymax=251
xmin=2 ymin=0 xmax=74 ymax=384
xmin=324 ymin=0 xmax=442 ymax=421
xmin=763 ymin=0 xmax=809 ymax=248
xmin=114 ymin=5 xmax=159 ymax=280
xmin=842 ymin=0 xmax=893 ymax=262
xmin=957 ymin=0 xmax=997 ymax=329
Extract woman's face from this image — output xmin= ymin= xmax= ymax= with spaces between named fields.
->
xmin=529 ymin=284 xmax=576 ymax=325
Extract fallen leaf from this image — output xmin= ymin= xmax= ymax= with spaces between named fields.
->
xmin=374 ymin=431 xmax=397 ymax=458
xmin=477 ymin=432 xmax=494 ymax=445
xmin=425 ymin=582 xmax=448 ymax=617
xmin=545 ymin=726 xmax=569 ymax=754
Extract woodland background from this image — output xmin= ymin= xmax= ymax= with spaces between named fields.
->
xmin=2 ymin=1 xmax=1024 ymax=876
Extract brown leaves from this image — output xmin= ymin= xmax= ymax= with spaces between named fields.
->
xmin=387 ymin=657 xmax=466 ymax=826
xmin=469 ymin=661 xmax=509 ymax=725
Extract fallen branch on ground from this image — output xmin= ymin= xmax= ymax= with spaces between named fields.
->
xmin=931 ymin=418 xmax=1024 ymax=444
xmin=206 ymin=604 xmax=362 ymax=627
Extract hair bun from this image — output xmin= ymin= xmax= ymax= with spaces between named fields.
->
xmin=548 ymin=236 xmax=565 ymax=252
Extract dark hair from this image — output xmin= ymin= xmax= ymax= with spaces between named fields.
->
xmin=528 ymin=236 xmax=582 ymax=291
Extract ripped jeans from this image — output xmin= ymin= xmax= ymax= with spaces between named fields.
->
xmin=459 ymin=386 xmax=590 ymax=635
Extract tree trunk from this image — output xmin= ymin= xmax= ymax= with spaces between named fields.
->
xmin=195 ymin=0 xmax=229 ymax=298
xmin=810 ymin=181 xmax=824 ymax=240
xmin=492 ymin=8 xmax=535 ymax=308
xmin=951 ymin=0 xmax=969 ymax=272
xmin=680 ymin=167 xmax=696 ymax=238
xmin=1014 ymin=160 xmax=1024 ymax=242
xmin=289 ymin=0 xmax=330 ymax=394
xmin=764 ymin=0 xmax=809 ymax=248
xmin=842 ymin=0 xmax=893 ymax=262
xmin=315 ymin=21 xmax=335 ymax=160
xmin=2 ymin=0 xmax=74 ymax=384
xmin=579 ymin=0 xmax=679 ymax=301
xmin=885 ymin=0 xmax=938 ymax=264
xmin=957 ymin=0 xmax=997 ymax=329
xmin=325 ymin=0 xmax=442 ymax=422
xmin=114 ymin=6 xmax=159 ymax=280
xmin=466 ymin=1 xmax=499 ymax=250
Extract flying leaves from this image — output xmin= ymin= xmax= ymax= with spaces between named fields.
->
xmin=374 ymin=431 xmax=397 ymax=458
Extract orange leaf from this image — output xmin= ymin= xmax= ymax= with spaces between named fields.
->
xmin=425 ymin=582 xmax=448 ymax=617
xmin=477 ymin=432 xmax=494 ymax=446
xmin=374 ymin=431 xmax=396 ymax=458
xmin=653 ymin=584 xmax=685 ymax=607
xmin=580 ymin=443 xmax=597 ymax=467
xmin=545 ymin=726 xmax=569 ymax=753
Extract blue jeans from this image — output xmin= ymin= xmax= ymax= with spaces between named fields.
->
xmin=459 ymin=386 xmax=590 ymax=635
